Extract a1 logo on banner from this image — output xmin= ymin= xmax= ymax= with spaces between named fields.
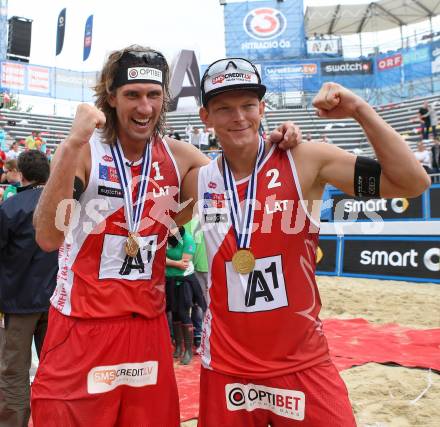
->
xmin=243 ymin=8 xmax=287 ymax=41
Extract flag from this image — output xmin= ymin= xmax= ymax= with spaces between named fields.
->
xmin=83 ymin=15 xmax=93 ymax=61
xmin=55 ymin=8 xmax=66 ymax=56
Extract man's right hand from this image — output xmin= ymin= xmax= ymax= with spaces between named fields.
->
xmin=67 ymin=104 xmax=106 ymax=148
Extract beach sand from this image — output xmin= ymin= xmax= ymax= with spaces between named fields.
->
xmin=182 ymin=276 xmax=440 ymax=426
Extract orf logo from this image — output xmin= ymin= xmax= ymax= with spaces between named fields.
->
xmin=243 ymin=8 xmax=287 ymax=41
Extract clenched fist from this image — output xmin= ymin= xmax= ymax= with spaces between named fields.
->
xmin=268 ymin=121 xmax=302 ymax=150
xmin=312 ymin=82 xmax=367 ymax=120
xmin=67 ymin=104 xmax=106 ymax=149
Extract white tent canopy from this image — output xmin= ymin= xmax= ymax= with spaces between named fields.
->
xmin=305 ymin=0 xmax=440 ymax=36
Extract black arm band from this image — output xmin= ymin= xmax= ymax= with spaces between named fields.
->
xmin=73 ymin=176 xmax=85 ymax=201
xmin=354 ymin=156 xmax=381 ymax=198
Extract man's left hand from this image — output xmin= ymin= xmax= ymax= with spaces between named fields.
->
xmin=268 ymin=121 xmax=302 ymax=150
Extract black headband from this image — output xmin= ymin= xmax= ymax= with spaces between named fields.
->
xmin=111 ymin=50 xmax=168 ymax=90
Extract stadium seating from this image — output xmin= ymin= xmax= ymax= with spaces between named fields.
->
xmin=0 ymin=93 xmax=439 ymax=157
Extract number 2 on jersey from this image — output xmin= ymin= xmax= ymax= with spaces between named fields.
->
xmin=266 ymin=168 xmax=281 ymax=189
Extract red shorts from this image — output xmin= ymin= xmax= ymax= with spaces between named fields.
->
xmin=31 ymin=307 xmax=179 ymax=427
xmin=198 ymin=362 xmax=356 ymax=427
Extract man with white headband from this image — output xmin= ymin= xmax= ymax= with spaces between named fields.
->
xmin=30 ymin=46 xmax=300 ymax=426
xmin=180 ymin=57 xmax=430 ymax=426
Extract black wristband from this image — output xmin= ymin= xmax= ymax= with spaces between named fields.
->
xmin=354 ymin=156 xmax=381 ymax=198
xmin=73 ymin=176 xmax=85 ymax=201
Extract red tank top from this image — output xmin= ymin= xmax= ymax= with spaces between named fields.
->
xmin=51 ymin=132 xmax=180 ymax=318
xmin=197 ymin=145 xmax=330 ymax=378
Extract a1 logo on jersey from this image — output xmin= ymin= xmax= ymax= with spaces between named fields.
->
xmin=98 ymin=234 xmax=158 ymax=280
xmin=226 ymin=255 xmax=288 ymax=313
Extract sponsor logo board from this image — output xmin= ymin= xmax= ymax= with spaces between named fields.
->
xmin=342 ymin=239 xmax=439 ymax=281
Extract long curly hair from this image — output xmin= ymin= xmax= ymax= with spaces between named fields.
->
xmin=93 ymin=45 xmax=170 ymax=145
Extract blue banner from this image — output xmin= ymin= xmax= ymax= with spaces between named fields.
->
xmin=0 ymin=60 xmax=96 ymax=102
xmin=56 ymin=8 xmax=66 ymax=56
xmin=0 ymin=4 xmax=7 ymax=61
xmin=83 ymin=15 xmax=93 ymax=61
xmin=259 ymin=61 xmax=318 ymax=92
xmin=431 ymin=40 xmax=440 ymax=75
xmin=224 ymin=0 xmax=305 ymax=61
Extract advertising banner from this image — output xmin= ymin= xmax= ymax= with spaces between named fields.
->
xmin=402 ymin=46 xmax=430 ymax=65
xmin=261 ymin=61 xmax=317 ymax=92
xmin=329 ymin=193 xmax=425 ymax=221
xmin=376 ymin=53 xmax=402 ymax=71
xmin=83 ymin=15 xmax=93 ymax=61
xmin=56 ymin=8 xmax=66 ymax=56
xmin=321 ymin=60 xmax=372 ymax=76
xmin=0 ymin=3 xmax=7 ymax=60
xmin=306 ymin=39 xmax=341 ymax=57
xmin=54 ymin=69 xmax=96 ymax=101
xmin=27 ymin=65 xmax=50 ymax=93
xmin=1 ymin=62 xmax=25 ymax=90
xmin=342 ymin=237 xmax=440 ymax=282
xmin=429 ymin=186 xmax=440 ymax=219
xmin=432 ymin=40 xmax=440 ymax=75
xmin=224 ymin=0 xmax=305 ymax=61
xmin=0 ymin=60 xmax=96 ymax=101
xmin=316 ymin=237 xmax=339 ymax=274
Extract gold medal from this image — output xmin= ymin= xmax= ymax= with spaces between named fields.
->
xmin=232 ymin=249 xmax=255 ymax=275
xmin=125 ymin=232 xmax=140 ymax=258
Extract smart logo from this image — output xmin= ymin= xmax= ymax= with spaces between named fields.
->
xmin=316 ymin=246 xmax=323 ymax=264
xmin=390 ymin=198 xmax=409 ymax=214
xmin=243 ymin=8 xmax=287 ymax=41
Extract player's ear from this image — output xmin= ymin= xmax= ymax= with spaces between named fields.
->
xmin=259 ymin=100 xmax=265 ymax=117
xmin=199 ymin=106 xmax=211 ymax=127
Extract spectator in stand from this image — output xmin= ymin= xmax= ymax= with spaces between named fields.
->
xmin=321 ymin=133 xmax=333 ymax=144
xmin=1 ymin=159 xmax=21 ymax=201
xmin=0 ymin=126 xmax=6 ymax=151
xmin=35 ymin=132 xmax=47 ymax=153
xmin=165 ymin=226 xmax=206 ymax=365
xmin=0 ymin=147 xmax=5 ymax=177
xmin=305 ymin=133 xmax=313 ymax=143
xmin=191 ymin=127 xmax=201 ymax=150
xmin=418 ymin=101 xmax=433 ymax=140
xmin=0 ymin=150 xmax=58 ymax=427
xmin=431 ymin=137 xmax=440 ymax=183
xmin=429 ymin=102 xmax=438 ymax=139
xmin=414 ymin=141 xmax=432 ymax=175
xmin=169 ymin=128 xmax=181 ymax=140
xmin=25 ymin=131 xmax=38 ymax=150
xmin=207 ymin=127 xmax=218 ymax=148
xmin=0 ymin=92 xmax=11 ymax=109
xmin=7 ymin=142 xmax=20 ymax=160
xmin=184 ymin=122 xmax=193 ymax=144
xmin=45 ymin=148 xmax=53 ymax=163
xmin=200 ymin=127 xmax=210 ymax=151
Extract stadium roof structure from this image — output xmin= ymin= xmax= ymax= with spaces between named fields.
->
xmin=304 ymin=0 xmax=440 ymax=36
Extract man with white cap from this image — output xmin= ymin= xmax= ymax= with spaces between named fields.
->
xmin=31 ymin=47 xmax=300 ymax=426
xmin=180 ymin=57 xmax=430 ymax=426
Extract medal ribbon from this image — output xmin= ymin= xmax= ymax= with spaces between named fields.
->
xmin=222 ymin=136 xmax=265 ymax=250
xmin=110 ymin=138 xmax=153 ymax=234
